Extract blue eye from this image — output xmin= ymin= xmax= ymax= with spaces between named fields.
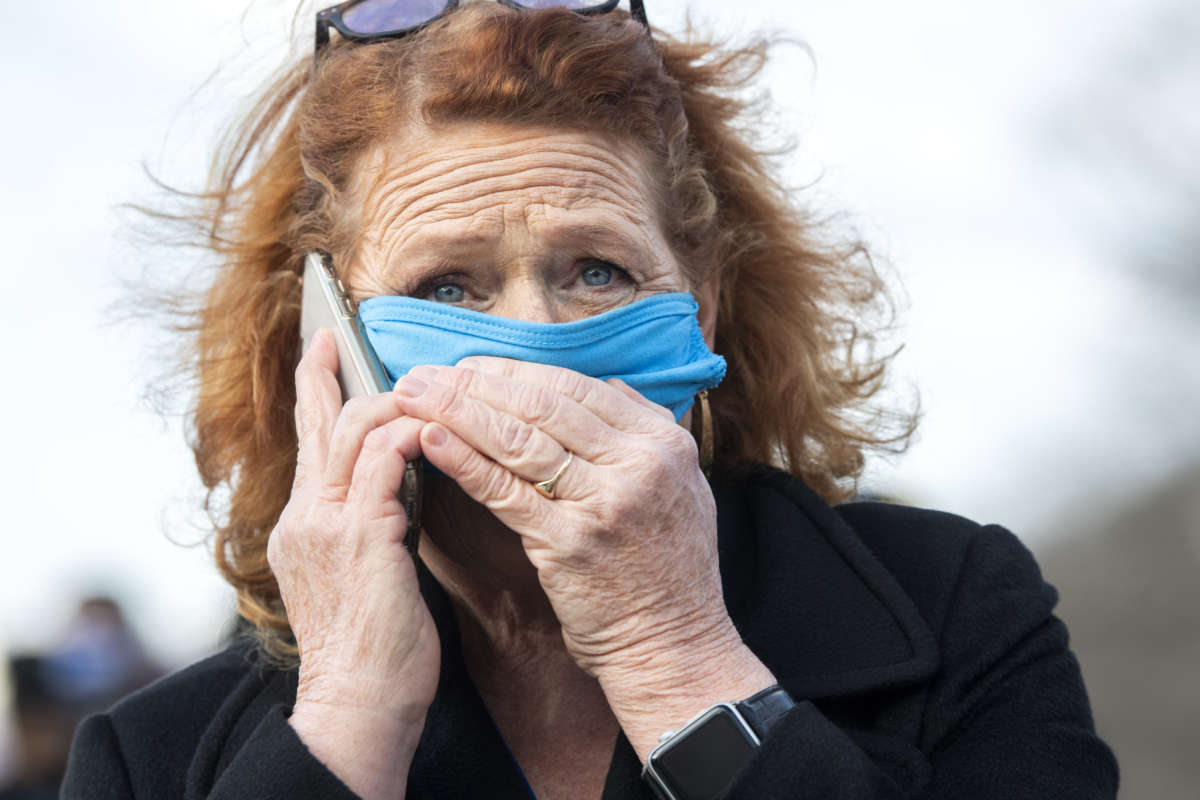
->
xmin=432 ymin=283 xmax=465 ymax=303
xmin=581 ymin=262 xmax=614 ymax=287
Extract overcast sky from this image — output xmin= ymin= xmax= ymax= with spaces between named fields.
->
xmin=1 ymin=0 xmax=1197 ymax=668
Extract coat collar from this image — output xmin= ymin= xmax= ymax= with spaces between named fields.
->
xmin=712 ymin=466 xmax=939 ymax=699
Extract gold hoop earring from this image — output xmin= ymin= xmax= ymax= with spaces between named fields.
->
xmin=692 ymin=390 xmax=714 ymax=478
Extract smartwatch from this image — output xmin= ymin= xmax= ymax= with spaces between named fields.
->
xmin=641 ymin=685 xmax=796 ymax=800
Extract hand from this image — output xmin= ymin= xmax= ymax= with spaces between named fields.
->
xmin=392 ymin=358 xmax=775 ymax=757
xmin=269 ymin=329 xmax=440 ymax=798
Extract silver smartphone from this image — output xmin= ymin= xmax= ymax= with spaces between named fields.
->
xmin=300 ymin=250 xmax=423 ymax=554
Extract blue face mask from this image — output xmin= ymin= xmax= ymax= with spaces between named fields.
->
xmin=358 ymin=292 xmax=725 ymax=420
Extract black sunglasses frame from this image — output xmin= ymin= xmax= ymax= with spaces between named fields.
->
xmin=316 ymin=0 xmax=648 ymax=57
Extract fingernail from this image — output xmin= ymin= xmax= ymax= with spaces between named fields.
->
xmin=396 ymin=376 xmax=428 ymax=397
xmin=410 ymin=365 xmax=441 ymax=381
xmin=425 ymin=424 xmax=447 ymax=447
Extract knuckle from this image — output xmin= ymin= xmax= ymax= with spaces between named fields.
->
xmin=481 ymin=469 xmax=540 ymax=525
xmin=268 ymin=502 xmax=315 ymax=565
xmin=340 ymin=395 xmax=373 ymax=422
xmin=656 ymin=437 xmax=697 ymax=476
xmin=515 ymin=383 xmax=556 ymax=422
xmin=297 ymin=505 xmax=343 ymax=548
xmin=631 ymin=428 xmax=694 ymax=481
xmin=315 ymin=478 xmax=351 ymax=504
xmin=457 ymin=452 xmax=508 ymax=505
xmin=605 ymin=377 xmax=637 ymax=402
xmin=551 ymin=368 xmax=592 ymax=403
xmin=431 ymin=383 xmax=465 ymax=417
xmin=293 ymin=360 xmax=325 ymax=398
xmin=479 ymin=464 xmax=514 ymax=501
xmin=456 ymin=367 xmax=484 ymax=393
xmin=663 ymin=424 xmax=697 ymax=456
xmin=459 ymin=451 xmax=504 ymax=496
xmin=494 ymin=415 xmax=535 ymax=459
xmin=628 ymin=407 xmax=673 ymax=435
xmin=600 ymin=489 xmax=638 ymax=527
xmin=296 ymin=404 xmax=325 ymax=442
xmin=360 ymin=425 xmax=393 ymax=455
xmin=444 ymin=366 xmax=480 ymax=394
xmin=464 ymin=357 xmax=515 ymax=379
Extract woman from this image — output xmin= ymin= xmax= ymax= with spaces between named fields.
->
xmin=64 ymin=1 xmax=1117 ymax=798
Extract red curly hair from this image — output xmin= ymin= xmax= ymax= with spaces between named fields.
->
xmin=155 ymin=3 xmax=913 ymax=664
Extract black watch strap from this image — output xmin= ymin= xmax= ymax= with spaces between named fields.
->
xmin=734 ymin=685 xmax=796 ymax=741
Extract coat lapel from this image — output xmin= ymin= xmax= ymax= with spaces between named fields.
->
xmin=713 ymin=467 xmax=939 ymax=700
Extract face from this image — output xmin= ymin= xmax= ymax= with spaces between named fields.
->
xmin=344 ymin=123 xmax=715 ymax=332
xmin=340 ymin=123 xmax=718 ymax=585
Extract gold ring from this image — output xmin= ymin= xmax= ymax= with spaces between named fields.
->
xmin=533 ymin=451 xmax=573 ymax=499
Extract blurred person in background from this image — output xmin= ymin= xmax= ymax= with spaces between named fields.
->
xmin=62 ymin=1 xmax=1116 ymax=798
xmin=0 ymin=598 xmax=159 ymax=799
xmin=0 ymin=657 xmax=65 ymax=800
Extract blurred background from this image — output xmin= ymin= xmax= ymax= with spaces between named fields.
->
xmin=0 ymin=0 xmax=1195 ymax=796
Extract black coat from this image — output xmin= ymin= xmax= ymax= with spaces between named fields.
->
xmin=62 ymin=467 xmax=1118 ymax=799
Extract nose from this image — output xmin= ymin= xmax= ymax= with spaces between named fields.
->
xmin=489 ymin=276 xmax=564 ymax=323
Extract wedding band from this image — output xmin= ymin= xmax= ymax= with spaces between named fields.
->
xmin=533 ymin=451 xmax=573 ymax=499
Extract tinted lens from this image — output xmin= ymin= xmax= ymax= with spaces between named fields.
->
xmin=512 ymin=1 xmax=617 ymax=10
xmin=342 ymin=0 xmax=452 ymax=34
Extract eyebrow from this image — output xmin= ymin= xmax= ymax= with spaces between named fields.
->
xmin=387 ymin=219 xmax=651 ymax=263
xmin=551 ymin=223 xmax=648 ymax=254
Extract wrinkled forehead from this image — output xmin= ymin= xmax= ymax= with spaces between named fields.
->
xmin=346 ymin=121 xmax=667 ymax=240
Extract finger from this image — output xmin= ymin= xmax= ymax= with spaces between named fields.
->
xmin=293 ymin=329 xmax=343 ymax=489
xmin=454 ymin=357 xmax=672 ymax=433
xmin=345 ymin=415 xmax=425 ymax=530
xmin=419 ymin=423 xmax=589 ymax=531
xmin=323 ymin=392 xmax=407 ymax=500
xmin=404 ymin=364 xmax=624 ymax=465
xmin=604 ymin=377 xmax=676 ymax=422
xmin=393 ymin=370 xmax=602 ymax=487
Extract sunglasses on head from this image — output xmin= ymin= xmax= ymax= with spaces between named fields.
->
xmin=315 ymin=0 xmax=649 ymax=55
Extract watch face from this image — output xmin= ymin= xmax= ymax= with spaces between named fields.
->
xmin=653 ymin=706 xmax=758 ymax=800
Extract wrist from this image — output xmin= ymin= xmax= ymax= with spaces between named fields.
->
xmin=296 ymin=636 xmax=439 ymax=720
xmin=289 ymin=698 xmax=427 ymax=800
xmin=595 ymin=621 xmax=777 ymax=761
